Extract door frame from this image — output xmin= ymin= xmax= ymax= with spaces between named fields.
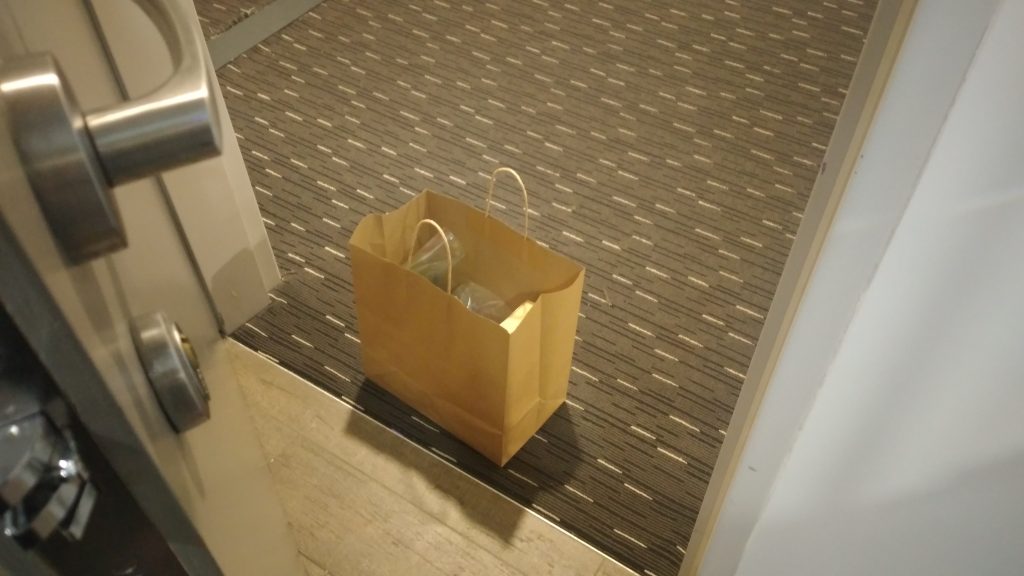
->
xmin=679 ymin=0 xmax=1014 ymax=572
xmin=678 ymin=1 xmax=918 ymax=573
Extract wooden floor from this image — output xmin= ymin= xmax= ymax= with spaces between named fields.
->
xmin=227 ymin=341 xmax=635 ymax=576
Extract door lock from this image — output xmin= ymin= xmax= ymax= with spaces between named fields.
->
xmin=130 ymin=313 xmax=210 ymax=433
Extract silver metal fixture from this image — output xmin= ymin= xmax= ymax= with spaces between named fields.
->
xmin=0 ymin=375 xmax=95 ymax=546
xmin=0 ymin=0 xmax=220 ymax=263
xmin=130 ymin=313 xmax=210 ymax=433
xmin=84 ymin=0 xmax=221 ymax=185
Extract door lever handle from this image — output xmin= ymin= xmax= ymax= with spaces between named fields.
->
xmin=0 ymin=0 xmax=221 ymax=263
xmin=85 ymin=0 xmax=222 ymax=186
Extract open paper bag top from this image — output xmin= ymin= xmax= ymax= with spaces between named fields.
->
xmin=350 ymin=189 xmax=584 ymax=313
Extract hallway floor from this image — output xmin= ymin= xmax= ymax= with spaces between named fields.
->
xmin=229 ymin=340 xmax=634 ymax=576
xmin=202 ymin=0 xmax=879 ymax=573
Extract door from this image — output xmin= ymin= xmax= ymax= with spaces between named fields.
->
xmin=0 ymin=1 xmax=301 ymax=574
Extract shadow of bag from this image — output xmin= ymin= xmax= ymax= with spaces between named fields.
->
xmin=348 ymin=168 xmax=585 ymax=465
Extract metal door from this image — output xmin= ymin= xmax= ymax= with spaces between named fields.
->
xmin=0 ymin=0 xmax=301 ymax=574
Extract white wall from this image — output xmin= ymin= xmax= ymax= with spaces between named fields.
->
xmin=694 ymin=1 xmax=1000 ymax=573
xmin=731 ymin=1 xmax=1024 ymax=574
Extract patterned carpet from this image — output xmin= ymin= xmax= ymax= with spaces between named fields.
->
xmin=212 ymin=1 xmax=876 ymax=574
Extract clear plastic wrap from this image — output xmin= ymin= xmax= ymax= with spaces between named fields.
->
xmin=454 ymin=282 xmax=513 ymax=323
xmin=405 ymin=223 xmax=517 ymax=325
xmin=406 ymin=229 xmax=464 ymax=289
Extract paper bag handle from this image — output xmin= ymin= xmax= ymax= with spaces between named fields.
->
xmin=406 ymin=219 xmax=453 ymax=293
xmin=484 ymin=167 xmax=529 ymax=237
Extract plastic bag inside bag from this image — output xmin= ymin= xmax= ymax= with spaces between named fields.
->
xmin=404 ymin=225 xmax=518 ymax=325
xmin=406 ymin=229 xmax=465 ymax=289
xmin=454 ymin=282 xmax=513 ymax=323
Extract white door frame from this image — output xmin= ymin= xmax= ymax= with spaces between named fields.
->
xmin=679 ymin=0 xmax=1005 ymax=573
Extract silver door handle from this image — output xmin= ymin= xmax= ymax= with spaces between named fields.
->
xmin=0 ymin=0 xmax=221 ymax=263
xmin=85 ymin=0 xmax=222 ymax=186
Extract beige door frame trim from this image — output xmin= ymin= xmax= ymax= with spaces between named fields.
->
xmin=678 ymin=1 xmax=918 ymax=574
xmin=87 ymin=0 xmax=281 ymax=335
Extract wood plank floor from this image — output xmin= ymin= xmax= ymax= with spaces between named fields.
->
xmin=227 ymin=340 xmax=635 ymax=576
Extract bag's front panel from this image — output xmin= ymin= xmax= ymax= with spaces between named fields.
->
xmin=351 ymin=244 xmax=430 ymax=413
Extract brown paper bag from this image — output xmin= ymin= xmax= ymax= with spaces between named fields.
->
xmin=348 ymin=168 xmax=585 ymax=465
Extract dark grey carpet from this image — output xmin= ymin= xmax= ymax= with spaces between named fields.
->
xmin=219 ymin=1 xmax=876 ymax=574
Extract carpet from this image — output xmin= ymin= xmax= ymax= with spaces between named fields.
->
xmin=218 ymin=1 xmax=876 ymax=573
